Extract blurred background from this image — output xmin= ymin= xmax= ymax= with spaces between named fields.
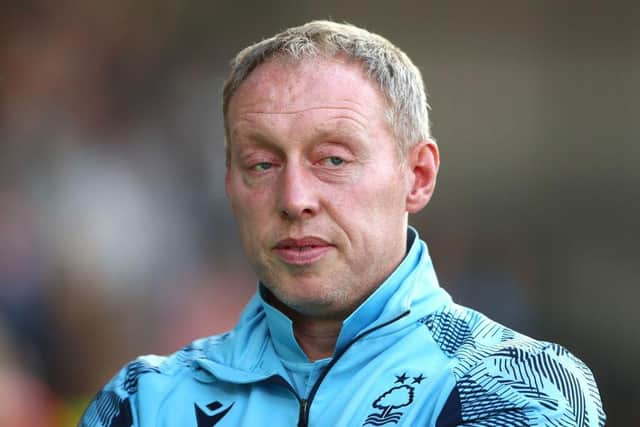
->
xmin=1 ymin=0 xmax=638 ymax=425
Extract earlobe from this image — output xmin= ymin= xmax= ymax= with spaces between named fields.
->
xmin=406 ymin=139 xmax=440 ymax=213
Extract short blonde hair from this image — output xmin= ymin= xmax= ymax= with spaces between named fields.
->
xmin=223 ymin=20 xmax=431 ymax=160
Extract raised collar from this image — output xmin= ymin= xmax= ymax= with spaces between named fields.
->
xmin=259 ymin=227 xmax=443 ymax=363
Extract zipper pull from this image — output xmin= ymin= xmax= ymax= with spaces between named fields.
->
xmin=298 ymin=399 xmax=308 ymax=427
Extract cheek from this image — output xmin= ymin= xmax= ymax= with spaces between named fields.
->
xmin=330 ymin=184 xmax=403 ymax=242
xmin=230 ymin=192 xmax=269 ymax=257
xmin=229 ymin=180 xmax=269 ymax=216
xmin=348 ymin=178 xmax=406 ymax=217
xmin=229 ymin=191 xmax=268 ymax=247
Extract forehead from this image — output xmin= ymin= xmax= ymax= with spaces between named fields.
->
xmin=227 ymin=56 xmax=389 ymax=121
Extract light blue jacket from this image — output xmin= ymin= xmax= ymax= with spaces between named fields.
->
xmin=80 ymin=229 xmax=605 ymax=426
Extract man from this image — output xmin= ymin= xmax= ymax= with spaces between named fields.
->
xmin=80 ymin=21 xmax=605 ymax=426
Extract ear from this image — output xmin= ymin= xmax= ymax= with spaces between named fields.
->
xmin=405 ymin=139 xmax=440 ymax=213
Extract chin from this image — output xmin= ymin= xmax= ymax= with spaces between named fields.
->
xmin=269 ymin=283 xmax=337 ymax=313
xmin=291 ymin=290 xmax=355 ymax=317
xmin=289 ymin=300 xmax=350 ymax=320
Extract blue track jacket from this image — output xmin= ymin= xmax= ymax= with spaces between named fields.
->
xmin=80 ymin=229 xmax=605 ymax=426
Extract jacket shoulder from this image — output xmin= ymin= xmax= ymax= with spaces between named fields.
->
xmin=421 ymin=305 xmax=606 ymax=426
xmin=78 ymin=336 xmax=221 ymax=427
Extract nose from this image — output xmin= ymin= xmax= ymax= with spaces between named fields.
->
xmin=277 ymin=162 xmax=318 ymax=221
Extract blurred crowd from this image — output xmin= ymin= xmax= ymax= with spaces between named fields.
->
xmin=0 ymin=2 xmax=258 ymax=423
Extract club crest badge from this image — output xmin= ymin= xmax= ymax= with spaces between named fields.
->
xmin=362 ymin=372 xmax=426 ymax=426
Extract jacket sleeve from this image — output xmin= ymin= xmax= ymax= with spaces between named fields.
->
xmin=436 ymin=343 xmax=606 ymax=426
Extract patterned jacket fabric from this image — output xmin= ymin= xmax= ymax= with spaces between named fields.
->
xmin=79 ymin=228 xmax=606 ymax=426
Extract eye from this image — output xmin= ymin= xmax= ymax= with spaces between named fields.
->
xmin=251 ymin=162 xmax=273 ymax=171
xmin=322 ymin=156 xmax=345 ymax=167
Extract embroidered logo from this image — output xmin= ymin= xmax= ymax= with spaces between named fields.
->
xmin=363 ymin=372 xmax=425 ymax=426
xmin=194 ymin=400 xmax=234 ymax=427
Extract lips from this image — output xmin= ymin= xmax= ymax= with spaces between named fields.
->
xmin=274 ymin=237 xmax=331 ymax=249
xmin=273 ymin=237 xmax=334 ymax=265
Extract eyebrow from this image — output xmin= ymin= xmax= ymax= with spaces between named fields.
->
xmin=312 ymin=117 xmax=367 ymax=139
xmin=231 ymin=132 xmax=279 ymax=153
xmin=229 ymin=122 xmax=273 ymax=145
xmin=231 ymin=116 xmax=366 ymax=144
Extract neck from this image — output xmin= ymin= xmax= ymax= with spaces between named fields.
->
xmin=291 ymin=314 xmax=342 ymax=361
xmin=263 ymin=287 xmax=344 ymax=361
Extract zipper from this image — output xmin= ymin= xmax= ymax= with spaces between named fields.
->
xmin=296 ymin=310 xmax=411 ymax=427
xmin=266 ymin=374 xmax=308 ymax=427
xmin=298 ymin=399 xmax=308 ymax=427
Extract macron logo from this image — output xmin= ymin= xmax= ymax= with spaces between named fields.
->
xmin=194 ymin=400 xmax=234 ymax=427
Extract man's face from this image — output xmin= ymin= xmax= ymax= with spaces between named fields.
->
xmin=225 ymin=56 xmax=414 ymax=319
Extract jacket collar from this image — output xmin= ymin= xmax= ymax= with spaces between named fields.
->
xmin=195 ymin=227 xmax=451 ymax=382
xmin=259 ymin=227 xmax=447 ymax=362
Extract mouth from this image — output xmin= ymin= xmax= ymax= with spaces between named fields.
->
xmin=273 ymin=237 xmax=334 ymax=265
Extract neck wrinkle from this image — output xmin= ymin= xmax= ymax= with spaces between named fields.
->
xmin=291 ymin=315 xmax=342 ymax=361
